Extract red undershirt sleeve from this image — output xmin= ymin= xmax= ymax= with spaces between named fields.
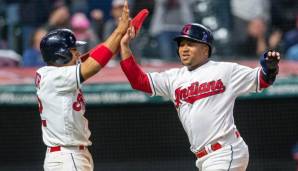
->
xmin=120 ymin=56 xmax=152 ymax=94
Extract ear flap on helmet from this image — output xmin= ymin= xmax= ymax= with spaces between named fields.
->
xmin=54 ymin=48 xmax=73 ymax=65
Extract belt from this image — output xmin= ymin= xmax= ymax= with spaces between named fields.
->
xmin=195 ymin=143 xmax=222 ymax=158
xmin=48 ymin=145 xmax=85 ymax=152
xmin=195 ymin=130 xmax=241 ymax=158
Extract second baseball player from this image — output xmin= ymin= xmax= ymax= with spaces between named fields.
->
xmin=119 ymin=23 xmax=280 ymax=170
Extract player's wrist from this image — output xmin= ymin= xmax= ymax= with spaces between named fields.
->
xmin=260 ymin=67 xmax=277 ymax=85
xmin=121 ymin=47 xmax=132 ymax=60
xmin=259 ymin=52 xmax=268 ymax=73
xmin=120 ymin=40 xmax=129 ymax=48
xmin=115 ymin=27 xmax=126 ymax=36
xmin=259 ymin=50 xmax=279 ymax=75
xmin=90 ymin=44 xmax=113 ymax=67
xmin=120 ymin=54 xmax=134 ymax=62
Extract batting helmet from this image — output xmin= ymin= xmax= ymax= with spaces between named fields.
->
xmin=40 ymin=29 xmax=86 ymax=65
xmin=174 ymin=23 xmax=213 ymax=57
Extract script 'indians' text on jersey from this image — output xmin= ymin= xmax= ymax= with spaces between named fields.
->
xmin=147 ymin=61 xmax=261 ymax=152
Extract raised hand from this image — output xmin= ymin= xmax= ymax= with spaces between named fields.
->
xmin=260 ymin=50 xmax=281 ymax=75
xmin=121 ymin=26 xmax=136 ymax=47
xmin=116 ymin=0 xmax=130 ymax=35
xmin=260 ymin=50 xmax=281 ymax=84
xmin=265 ymin=50 xmax=281 ymax=70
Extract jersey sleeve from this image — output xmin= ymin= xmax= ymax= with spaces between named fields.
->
xmin=51 ymin=64 xmax=82 ymax=93
xmin=230 ymin=63 xmax=261 ymax=96
xmin=148 ymin=71 xmax=171 ymax=97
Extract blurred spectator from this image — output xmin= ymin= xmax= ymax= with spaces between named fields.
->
xmin=192 ymin=0 xmax=233 ymax=56
xmin=293 ymin=142 xmax=298 ymax=171
xmin=4 ymin=0 xmax=19 ymax=51
xmin=131 ymin=0 xmax=155 ymax=29
xmin=0 ymin=0 xmax=8 ymax=49
xmin=103 ymin=0 xmax=149 ymax=61
xmin=90 ymin=9 xmax=105 ymax=41
xmin=267 ymin=28 xmax=283 ymax=51
xmin=0 ymin=49 xmax=21 ymax=67
xmin=102 ymin=0 xmax=132 ymax=64
xmin=261 ymin=0 xmax=298 ymax=55
xmin=270 ymin=0 xmax=298 ymax=33
xmin=283 ymin=15 xmax=298 ymax=61
xmin=212 ymin=0 xmax=232 ymax=31
xmin=20 ymin=0 xmax=51 ymax=52
xmin=149 ymin=0 xmax=193 ymax=61
xmin=44 ymin=3 xmax=71 ymax=32
xmin=231 ymin=0 xmax=271 ymax=57
xmin=71 ymin=12 xmax=99 ymax=54
xmin=70 ymin=0 xmax=88 ymax=14
xmin=129 ymin=0 xmax=155 ymax=59
xmin=103 ymin=0 xmax=130 ymax=40
xmin=22 ymin=27 xmax=47 ymax=67
xmin=88 ymin=0 xmax=111 ymax=22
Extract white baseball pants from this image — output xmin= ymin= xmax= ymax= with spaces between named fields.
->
xmin=196 ymin=132 xmax=249 ymax=171
xmin=44 ymin=146 xmax=93 ymax=171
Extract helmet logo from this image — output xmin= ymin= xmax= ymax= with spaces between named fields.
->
xmin=182 ymin=25 xmax=191 ymax=35
xmin=202 ymin=32 xmax=208 ymax=41
xmin=69 ymin=35 xmax=75 ymax=44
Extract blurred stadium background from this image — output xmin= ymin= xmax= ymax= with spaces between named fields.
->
xmin=0 ymin=0 xmax=298 ymax=171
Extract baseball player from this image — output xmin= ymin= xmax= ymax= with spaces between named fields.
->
xmin=119 ymin=23 xmax=280 ymax=170
xmin=35 ymin=1 xmax=147 ymax=170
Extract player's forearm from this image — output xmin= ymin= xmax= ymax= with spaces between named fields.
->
xmin=260 ymin=68 xmax=277 ymax=85
xmin=120 ymin=56 xmax=152 ymax=94
xmin=87 ymin=27 xmax=126 ymax=67
xmin=80 ymin=29 xmax=125 ymax=81
xmin=259 ymin=70 xmax=271 ymax=89
xmin=256 ymin=37 xmax=267 ymax=55
xmin=103 ymin=28 xmax=124 ymax=54
xmin=120 ymin=43 xmax=133 ymax=61
xmin=81 ymin=44 xmax=113 ymax=81
xmin=80 ymin=58 xmax=100 ymax=81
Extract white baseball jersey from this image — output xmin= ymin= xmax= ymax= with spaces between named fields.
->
xmin=148 ymin=60 xmax=261 ymax=153
xmin=35 ymin=64 xmax=91 ymax=147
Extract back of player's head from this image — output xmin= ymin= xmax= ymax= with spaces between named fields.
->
xmin=40 ymin=28 xmax=86 ymax=65
xmin=174 ymin=23 xmax=213 ymax=57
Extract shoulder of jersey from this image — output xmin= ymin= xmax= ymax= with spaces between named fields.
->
xmin=210 ymin=60 xmax=235 ymax=65
xmin=210 ymin=60 xmax=237 ymax=68
xmin=36 ymin=66 xmax=46 ymax=74
xmin=164 ymin=67 xmax=185 ymax=75
xmin=167 ymin=67 xmax=182 ymax=72
xmin=37 ymin=66 xmax=53 ymax=73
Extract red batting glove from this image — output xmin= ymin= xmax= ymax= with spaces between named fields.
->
xmin=131 ymin=9 xmax=149 ymax=33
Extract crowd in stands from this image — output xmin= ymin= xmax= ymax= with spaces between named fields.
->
xmin=0 ymin=0 xmax=297 ymax=67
